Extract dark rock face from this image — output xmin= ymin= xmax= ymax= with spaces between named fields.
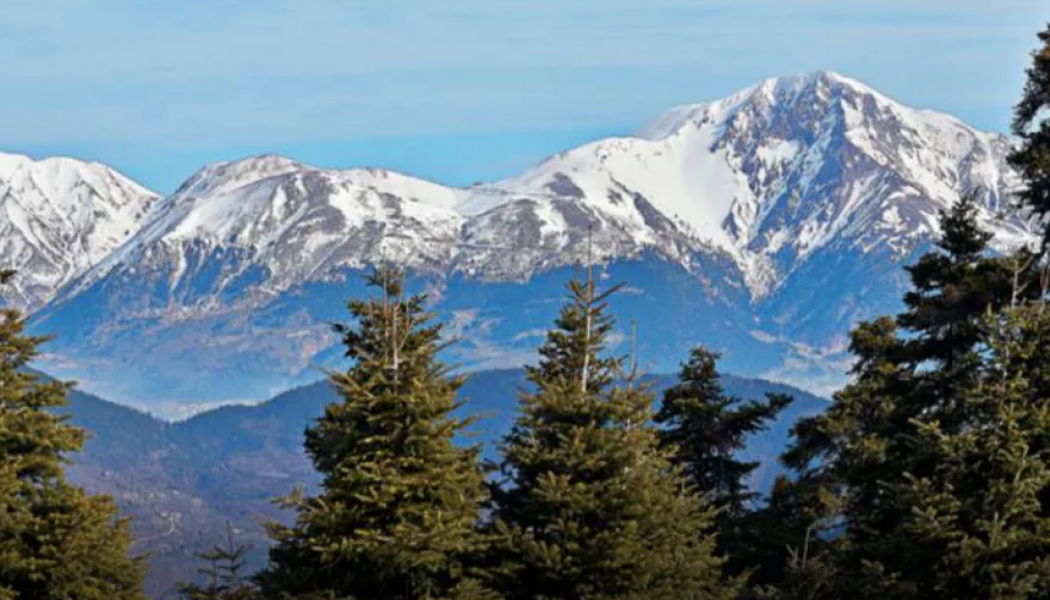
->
xmin=545 ymin=172 xmax=585 ymax=199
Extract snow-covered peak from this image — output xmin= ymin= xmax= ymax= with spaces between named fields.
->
xmin=171 ymin=155 xmax=467 ymax=214
xmin=15 ymin=71 xmax=1038 ymax=315
xmin=637 ymin=71 xmax=827 ymax=140
xmin=0 ymin=153 xmax=160 ymax=310
xmin=173 ymin=154 xmax=308 ymax=199
xmin=640 ymin=71 xmax=923 ymax=139
xmin=69 ymin=156 xmax=476 ymax=301
xmin=716 ymin=70 xmax=1025 ymax=271
xmin=0 ymin=151 xmax=156 ymax=208
xmin=478 ymin=70 xmax=1031 ymax=295
xmin=150 ymin=158 xmax=465 ymax=246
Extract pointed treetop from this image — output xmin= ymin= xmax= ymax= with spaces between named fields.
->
xmin=1008 ymin=23 xmax=1050 ymax=246
xmin=491 ymin=274 xmax=732 ymax=600
xmin=259 ymin=263 xmax=489 ymax=600
xmin=936 ymin=192 xmax=992 ymax=263
xmin=526 ymin=271 xmax=624 ymax=394
xmin=656 ymin=345 xmax=792 ymax=533
xmin=365 ymin=264 xmax=404 ymax=299
xmin=1012 ymin=23 xmax=1050 ymax=135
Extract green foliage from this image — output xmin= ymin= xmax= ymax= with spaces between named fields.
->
xmin=898 ymin=194 xmax=1039 ymax=424
xmin=0 ymin=271 xmax=146 ymax=600
xmin=1009 ymin=23 xmax=1050 ymax=248
xmin=736 ymin=472 xmax=839 ymax=597
xmin=258 ymin=267 xmax=493 ymax=600
xmin=890 ymin=306 xmax=1050 ymax=599
xmin=180 ymin=523 xmax=258 ymax=600
xmin=487 ymin=274 xmax=732 ymax=600
xmin=655 ymin=345 xmax=792 ymax=577
xmin=900 ymin=193 xmax=1015 ymax=368
xmin=764 ymin=195 xmax=1048 ymax=600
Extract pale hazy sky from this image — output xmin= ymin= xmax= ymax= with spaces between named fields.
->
xmin=2 ymin=1 xmax=1048 ymax=192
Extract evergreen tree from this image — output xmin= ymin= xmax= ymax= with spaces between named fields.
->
xmin=775 ymin=316 xmax=915 ymax=600
xmin=180 ymin=523 xmax=258 ymax=600
xmin=487 ymin=273 xmax=732 ymax=600
xmin=743 ymin=474 xmax=840 ymax=599
xmin=1008 ymin=23 xmax=1050 ymax=248
xmin=896 ymin=193 xmax=1036 ymax=420
xmin=655 ymin=345 xmax=792 ymax=575
xmin=258 ymin=267 xmax=493 ymax=600
xmin=767 ymin=196 xmax=1036 ymax=599
xmin=900 ymin=192 xmax=998 ymax=368
xmin=0 ymin=270 xmax=146 ymax=600
xmin=885 ymin=305 xmax=1050 ymax=600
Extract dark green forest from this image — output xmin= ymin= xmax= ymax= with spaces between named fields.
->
xmin=4 ymin=22 xmax=1050 ymax=600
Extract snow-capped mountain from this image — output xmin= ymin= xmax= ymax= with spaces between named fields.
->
xmin=25 ymin=71 xmax=1038 ymax=409
xmin=0 ymin=153 xmax=159 ymax=311
xmin=66 ymin=154 xmax=730 ymax=306
xmin=490 ymin=71 xmax=1034 ymax=347
xmin=497 ymin=71 xmax=1030 ymax=294
xmin=72 ymin=155 xmax=465 ymax=306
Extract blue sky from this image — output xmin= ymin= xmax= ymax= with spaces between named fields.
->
xmin=2 ymin=1 xmax=1049 ymax=193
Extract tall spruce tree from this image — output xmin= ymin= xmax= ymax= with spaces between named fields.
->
xmin=769 ymin=195 xmax=1037 ymax=600
xmin=897 ymin=193 xmax=1035 ymax=421
xmin=257 ymin=267 xmax=493 ymax=600
xmin=655 ymin=345 xmax=792 ymax=576
xmin=487 ymin=273 xmax=732 ymax=600
xmin=900 ymin=192 xmax=999 ymax=368
xmin=180 ymin=523 xmax=258 ymax=600
xmin=1009 ymin=23 xmax=1050 ymax=248
xmin=0 ymin=270 xmax=146 ymax=600
xmin=885 ymin=305 xmax=1050 ymax=600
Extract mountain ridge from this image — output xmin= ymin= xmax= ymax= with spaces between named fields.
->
xmin=8 ymin=70 xmax=1027 ymax=308
xmin=8 ymin=70 xmax=1038 ymax=409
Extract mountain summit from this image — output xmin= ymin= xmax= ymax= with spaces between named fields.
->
xmin=0 ymin=153 xmax=159 ymax=310
xmin=13 ymin=72 xmax=1037 ymax=409
xmin=501 ymin=70 xmax=1026 ymax=292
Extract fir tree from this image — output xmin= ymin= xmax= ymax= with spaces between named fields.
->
xmin=743 ymin=474 xmax=841 ymax=598
xmin=1008 ymin=23 xmax=1050 ymax=248
xmin=180 ymin=523 xmax=257 ymax=600
xmin=655 ymin=345 xmax=792 ymax=576
xmin=885 ymin=305 xmax=1050 ymax=600
xmin=770 ymin=196 xmax=1044 ymax=599
xmin=258 ymin=267 xmax=493 ymax=600
xmin=776 ymin=316 xmax=915 ymax=600
xmin=487 ymin=273 xmax=732 ymax=600
xmin=900 ymin=192 xmax=996 ymax=368
xmin=0 ymin=270 xmax=146 ymax=600
xmin=896 ymin=193 xmax=1035 ymax=415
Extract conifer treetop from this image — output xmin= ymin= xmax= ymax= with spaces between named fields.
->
xmin=258 ymin=266 xmax=490 ymax=600
xmin=1009 ymin=23 xmax=1050 ymax=247
xmin=490 ymin=268 xmax=732 ymax=600
xmin=526 ymin=270 xmax=625 ymax=395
